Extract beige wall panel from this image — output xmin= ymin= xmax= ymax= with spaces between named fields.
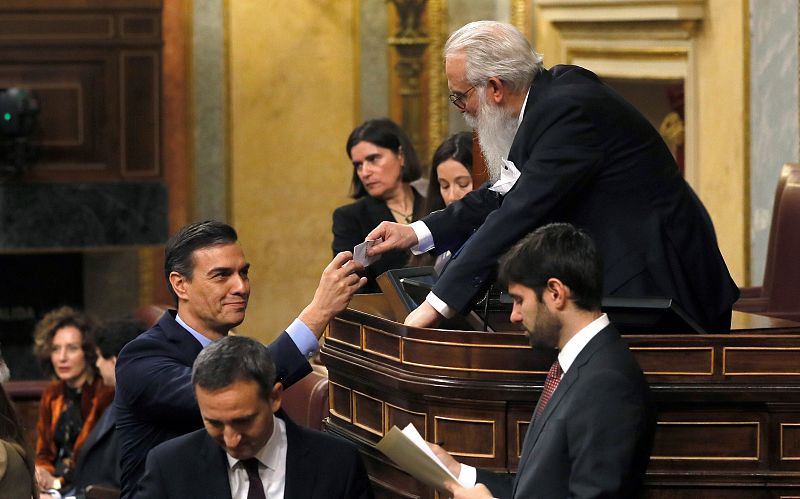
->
xmin=229 ymin=1 xmax=357 ymax=341
xmin=693 ymin=0 xmax=748 ymax=284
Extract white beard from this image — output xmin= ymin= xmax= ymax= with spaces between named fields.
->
xmin=464 ymin=90 xmax=520 ymax=183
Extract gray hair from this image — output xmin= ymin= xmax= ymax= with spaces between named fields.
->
xmin=444 ymin=20 xmax=543 ymax=93
xmin=192 ymin=336 xmax=277 ymax=401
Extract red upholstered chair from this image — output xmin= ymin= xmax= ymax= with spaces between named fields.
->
xmin=280 ymin=369 xmax=329 ymax=430
xmin=734 ymin=163 xmax=800 ymax=321
xmin=134 ymin=303 xmax=171 ymax=328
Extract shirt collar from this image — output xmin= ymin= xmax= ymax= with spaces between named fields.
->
xmin=175 ymin=313 xmax=214 ymax=348
xmin=558 ymin=313 xmax=610 ymax=374
xmin=517 ymin=88 xmax=530 ymax=127
xmin=226 ymin=414 xmax=285 ymax=472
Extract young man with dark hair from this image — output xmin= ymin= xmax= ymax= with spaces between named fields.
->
xmin=136 ymin=336 xmax=373 ymax=499
xmin=432 ymin=223 xmax=656 ymax=499
xmin=114 ymin=220 xmax=367 ymax=498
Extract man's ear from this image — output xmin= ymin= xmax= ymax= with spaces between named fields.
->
xmin=487 ymin=76 xmax=505 ymax=104
xmin=169 ymin=271 xmax=189 ymax=301
xmin=270 ymin=382 xmax=283 ymax=413
xmin=546 ymin=278 xmax=569 ymax=310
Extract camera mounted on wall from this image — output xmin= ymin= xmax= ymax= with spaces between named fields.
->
xmin=0 ymin=87 xmax=39 ymax=179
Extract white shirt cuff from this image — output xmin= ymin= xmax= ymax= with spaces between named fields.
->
xmin=410 ymin=221 xmax=434 ymax=254
xmin=286 ymin=318 xmax=319 ymax=358
xmin=426 ymin=292 xmax=456 ymax=319
xmin=458 ymin=464 xmax=477 ymax=487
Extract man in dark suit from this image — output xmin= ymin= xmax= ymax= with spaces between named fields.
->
xmin=431 ymin=223 xmax=655 ymax=499
xmin=115 ymin=220 xmax=366 ymax=499
xmin=136 ymin=335 xmax=373 ymax=499
xmin=367 ymin=20 xmax=738 ymax=333
xmin=68 ymin=319 xmax=144 ymax=497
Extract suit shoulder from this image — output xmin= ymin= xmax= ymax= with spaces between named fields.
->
xmin=148 ymin=428 xmax=209 ymax=461
xmin=298 ymin=426 xmax=361 ymax=459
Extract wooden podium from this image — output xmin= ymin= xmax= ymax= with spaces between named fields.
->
xmin=321 ymin=293 xmax=800 ymax=498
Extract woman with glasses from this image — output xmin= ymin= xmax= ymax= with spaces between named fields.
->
xmin=32 ymin=307 xmax=114 ymax=496
xmin=333 ymin=118 xmax=424 ymax=293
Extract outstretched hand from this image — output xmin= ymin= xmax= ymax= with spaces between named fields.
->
xmin=404 ymin=301 xmax=443 ymax=328
xmin=366 ymin=221 xmax=419 ymax=256
xmin=298 ymin=251 xmax=367 ymax=338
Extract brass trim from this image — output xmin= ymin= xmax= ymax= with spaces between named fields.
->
xmin=628 ymin=346 xmax=714 ymax=375
xmin=434 ymin=416 xmax=497 ymax=459
xmin=723 ymin=347 xmax=800 ymax=376
xmin=328 ymin=381 xmax=352 ymax=424
xmin=402 ymin=335 xmax=544 ymax=373
xmin=650 ymin=421 xmax=760 ymax=461
xmin=324 ymin=318 xmax=363 ymax=348
xmin=403 ymin=336 xmax=532 ymax=349
xmin=352 ymin=390 xmax=385 ymax=437
xmin=363 ymin=326 xmax=402 ymax=362
xmin=515 ymin=420 xmax=531 ymax=458
xmin=385 ymin=402 xmax=428 ymax=437
xmin=402 ymin=358 xmax=544 ymax=375
xmin=780 ymin=423 xmax=800 ymax=461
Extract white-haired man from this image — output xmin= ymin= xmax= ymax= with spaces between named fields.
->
xmin=368 ymin=20 xmax=737 ymax=333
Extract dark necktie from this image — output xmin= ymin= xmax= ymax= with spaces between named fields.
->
xmin=243 ymin=458 xmax=266 ymax=499
xmin=535 ymin=360 xmax=563 ymax=418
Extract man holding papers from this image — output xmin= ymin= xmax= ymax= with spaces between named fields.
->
xmin=430 ymin=223 xmax=656 ymax=499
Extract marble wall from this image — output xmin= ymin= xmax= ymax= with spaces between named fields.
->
xmin=748 ymin=0 xmax=800 ymax=285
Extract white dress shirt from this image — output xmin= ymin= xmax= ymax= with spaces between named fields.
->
xmin=226 ymin=415 xmax=288 ymax=499
xmin=409 ymin=90 xmax=531 ymax=318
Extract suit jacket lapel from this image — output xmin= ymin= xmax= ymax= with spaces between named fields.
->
xmin=198 ymin=432 xmax=233 ymax=498
xmin=282 ymin=411 xmax=313 ymax=498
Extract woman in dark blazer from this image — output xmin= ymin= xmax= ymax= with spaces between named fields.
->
xmin=333 ymin=118 xmax=425 ymax=293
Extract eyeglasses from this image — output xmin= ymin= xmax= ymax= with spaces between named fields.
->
xmin=448 ymin=85 xmax=476 ymax=110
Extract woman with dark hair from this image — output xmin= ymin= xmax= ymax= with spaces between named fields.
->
xmin=0 ymin=348 xmax=38 ymax=498
xmin=425 ymin=131 xmax=474 ymax=213
xmin=32 ymin=307 xmax=114 ymax=494
xmin=333 ymin=118 xmax=425 ymax=293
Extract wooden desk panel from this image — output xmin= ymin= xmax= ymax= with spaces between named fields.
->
xmin=323 ymin=297 xmax=800 ymax=498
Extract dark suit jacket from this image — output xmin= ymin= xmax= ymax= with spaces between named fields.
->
xmin=71 ymin=405 xmax=119 ymax=496
xmin=135 ymin=411 xmax=374 ymax=499
xmin=115 ymin=310 xmax=311 ymax=499
xmin=425 ymin=65 xmax=738 ymax=331
xmin=476 ymin=325 xmax=655 ymax=499
xmin=333 ymin=187 xmax=424 ymax=293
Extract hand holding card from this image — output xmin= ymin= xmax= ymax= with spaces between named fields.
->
xmin=354 ymin=238 xmax=383 ymax=267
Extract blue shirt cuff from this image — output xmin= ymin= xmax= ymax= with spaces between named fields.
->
xmin=286 ymin=318 xmax=319 ymax=358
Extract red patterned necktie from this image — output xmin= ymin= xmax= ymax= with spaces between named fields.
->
xmin=535 ymin=360 xmax=563 ymax=418
xmin=243 ymin=458 xmax=267 ymax=499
